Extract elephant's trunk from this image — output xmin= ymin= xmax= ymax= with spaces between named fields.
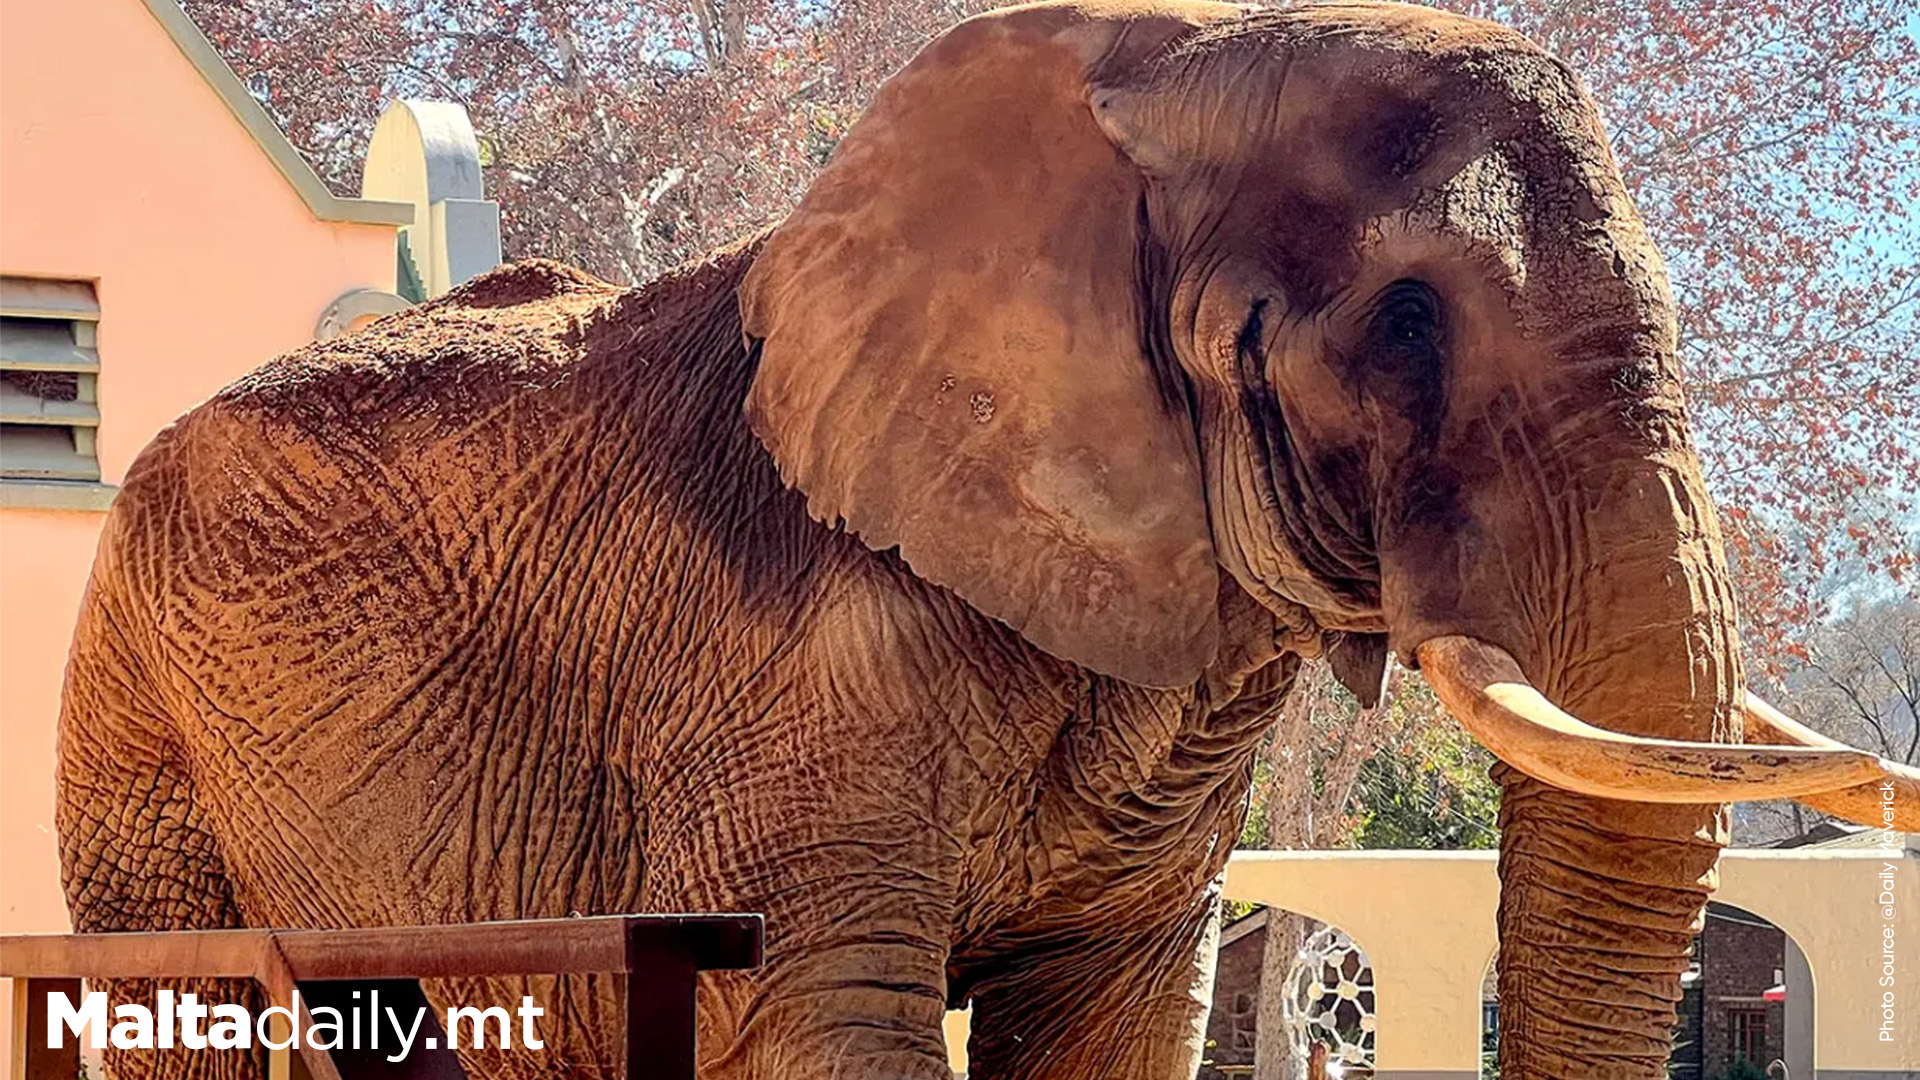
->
xmin=1401 ymin=362 xmax=1904 ymax=1070
xmin=1489 ymin=451 xmax=1739 ymax=1079
xmin=1355 ymin=34 xmax=1914 ymax=1069
xmin=1493 ymin=788 xmax=1722 ymax=1077
xmin=1385 ymin=389 xmax=1758 ymax=1074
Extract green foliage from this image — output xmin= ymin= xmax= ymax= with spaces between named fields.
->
xmin=1349 ymin=682 xmax=1500 ymax=851
xmin=1239 ymin=664 xmax=1500 ymax=856
xmin=1712 ymin=1060 xmax=1768 ymax=1080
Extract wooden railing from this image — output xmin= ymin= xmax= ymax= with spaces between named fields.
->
xmin=0 ymin=914 xmax=762 ymax=1080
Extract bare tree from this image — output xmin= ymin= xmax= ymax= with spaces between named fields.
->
xmin=1245 ymin=664 xmax=1471 ymax=1080
xmin=1738 ymin=596 xmax=1919 ymax=844
xmin=1802 ymin=599 xmax=1920 ymax=766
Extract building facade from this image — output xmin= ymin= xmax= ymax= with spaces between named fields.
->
xmin=0 ymin=0 xmax=496 ymax=1059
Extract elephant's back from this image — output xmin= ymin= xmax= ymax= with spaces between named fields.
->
xmin=78 ymin=242 xmax=842 ymax=928
xmin=106 ymin=249 xmax=779 ymax=704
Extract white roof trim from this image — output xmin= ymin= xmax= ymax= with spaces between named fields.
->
xmin=140 ymin=0 xmax=413 ymax=227
xmin=1219 ymin=907 xmax=1269 ymax=949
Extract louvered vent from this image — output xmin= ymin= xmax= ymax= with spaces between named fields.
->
xmin=1 ymin=277 xmax=100 ymax=483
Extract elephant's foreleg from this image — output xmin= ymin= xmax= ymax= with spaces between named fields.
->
xmin=689 ymin=861 xmax=958 ymax=1079
xmin=704 ymin=927 xmax=957 ymax=1077
xmin=962 ymin=887 xmax=1223 ymax=1080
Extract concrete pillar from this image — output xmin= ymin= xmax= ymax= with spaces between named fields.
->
xmin=1223 ymin=852 xmax=1498 ymax=1079
xmin=1786 ymin=936 xmax=1815 ymax=1080
xmin=361 ymin=100 xmax=502 ymax=298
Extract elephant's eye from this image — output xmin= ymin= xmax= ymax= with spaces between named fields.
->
xmin=1236 ymin=297 xmax=1270 ymax=360
xmin=1373 ymin=280 xmax=1443 ymax=350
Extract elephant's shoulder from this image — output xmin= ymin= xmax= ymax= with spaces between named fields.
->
xmin=199 ymin=260 xmax=624 ymax=440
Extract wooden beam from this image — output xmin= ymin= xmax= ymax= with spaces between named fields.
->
xmin=0 ymin=916 xmax=762 ymax=1078
xmin=0 ymin=915 xmax=761 ymax=982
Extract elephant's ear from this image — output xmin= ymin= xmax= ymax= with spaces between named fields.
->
xmin=739 ymin=2 xmax=1239 ymax=688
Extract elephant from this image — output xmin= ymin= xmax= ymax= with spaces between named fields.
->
xmin=54 ymin=1 xmax=1918 ymax=1078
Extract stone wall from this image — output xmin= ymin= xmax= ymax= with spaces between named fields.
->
xmin=1202 ymin=911 xmax=1267 ymax=1078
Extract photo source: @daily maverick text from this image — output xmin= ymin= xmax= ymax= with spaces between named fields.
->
xmin=1876 ymin=777 xmax=1900 ymax=1044
xmin=45 ymin=988 xmax=546 ymax=1062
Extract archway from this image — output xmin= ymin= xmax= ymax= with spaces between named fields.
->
xmin=1681 ymin=902 xmax=1812 ymax=1080
xmin=1475 ymin=903 xmax=1813 ymax=1080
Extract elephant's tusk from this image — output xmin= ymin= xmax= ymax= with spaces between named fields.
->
xmin=1415 ymin=635 xmax=1886 ymax=803
xmin=1741 ymin=693 xmax=1920 ymax=831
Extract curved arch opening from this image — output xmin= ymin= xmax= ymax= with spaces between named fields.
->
xmin=1477 ymin=902 xmax=1815 ymax=1080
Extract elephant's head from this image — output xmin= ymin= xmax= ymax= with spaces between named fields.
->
xmin=739 ymin=1 xmax=1916 ymax=1073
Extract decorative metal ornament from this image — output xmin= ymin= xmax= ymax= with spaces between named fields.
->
xmin=1284 ymin=924 xmax=1376 ymax=1076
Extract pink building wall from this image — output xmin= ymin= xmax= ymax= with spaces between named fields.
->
xmin=0 ymin=0 xmax=400 ymax=959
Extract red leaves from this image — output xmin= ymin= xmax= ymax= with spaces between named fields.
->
xmin=1479 ymin=0 xmax=1920 ymax=664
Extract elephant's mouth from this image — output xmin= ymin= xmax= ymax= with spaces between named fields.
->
xmin=1415 ymin=633 xmax=1920 ymax=826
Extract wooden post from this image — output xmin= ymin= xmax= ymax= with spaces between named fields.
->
xmin=623 ymin=927 xmax=698 ymax=1080
xmin=265 ymin=1006 xmax=310 ymax=1080
xmin=10 ymin=977 xmax=83 ymax=1080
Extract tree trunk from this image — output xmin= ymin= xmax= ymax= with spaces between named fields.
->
xmin=1253 ymin=910 xmax=1308 ymax=1080
xmin=1251 ymin=660 xmax=1395 ymax=1080
xmin=690 ymin=0 xmax=725 ymax=68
